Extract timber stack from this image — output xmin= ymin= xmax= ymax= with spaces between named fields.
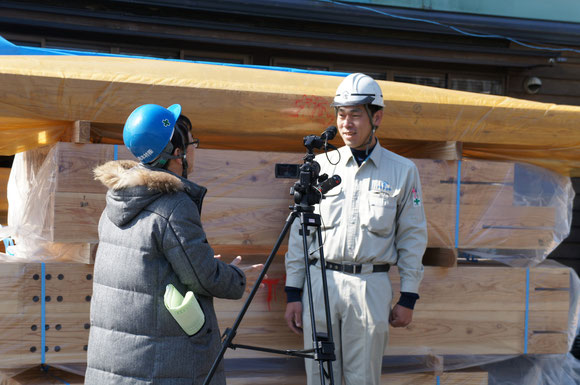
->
xmin=0 ymin=62 xmax=578 ymax=384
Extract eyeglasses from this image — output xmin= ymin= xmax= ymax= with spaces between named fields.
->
xmin=186 ymin=138 xmax=200 ymax=148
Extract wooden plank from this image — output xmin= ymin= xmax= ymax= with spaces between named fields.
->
xmin=225 ymin=363 xmax=488 ymax=385
xmin=1 ymin=262 xmax=93 ymax=316
xmin=214 ymin=263 xmax=572 ymax=357
xmin=383 ymin=140 xmax=462 ymax=160
xmin=0 ymin=167 xmax=9 ymax=225
xmin=50 ymin=191 xmax=556 ymax=250
xmin=0 ymin=263 xmax=26 ymax=314
xmin=0 ymin=262 xmax=572 ymax=370
xmin=72 ymin=121 xmax=91 ymax=144
xmin=55 ymin=144 xmax=128 ymax=194
xmin=41 ymin=144 xmax=562 ymax=254
xmin=0 ymin=313 xmax=89 ymax=367
xmin=52 ymin=193 xmax=104 ymax=243
xmin=0 ymin=263 xmax=92 ymax=368
xmin=381 ymin=371 xmax=488 ymax=385
xmin=2 ymin=56 xmax=580 ymax=150
xmin=426 ymin=204 xmax=556 ymax=249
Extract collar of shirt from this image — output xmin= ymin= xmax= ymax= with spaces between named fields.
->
xmin=345 ymin=140 xmax=382 ymax=168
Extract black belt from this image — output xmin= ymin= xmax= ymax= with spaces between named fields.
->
xmin=309 ymin=259 xmax=390 ymax=274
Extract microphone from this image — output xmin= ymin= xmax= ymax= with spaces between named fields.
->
xmin=320 ymin=126 xmax=337 ymax=142
xmin=315 ymin=174 xmax=342 ymax=195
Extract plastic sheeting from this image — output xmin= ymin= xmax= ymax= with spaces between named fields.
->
xmin=0 ymin=145 xmax=91 ymax=263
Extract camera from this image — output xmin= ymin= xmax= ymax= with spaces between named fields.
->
xmin=275 ymin=126 xmax=341 ymax=207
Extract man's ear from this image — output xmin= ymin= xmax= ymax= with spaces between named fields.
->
xmin=373 ymin=109 xmax=384 ymax=127
xmin=172 ymin=147 xmax=183 ymax=164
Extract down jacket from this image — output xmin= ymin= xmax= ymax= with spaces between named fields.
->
xmin=85 ymin=160 xmax=246 ymax=385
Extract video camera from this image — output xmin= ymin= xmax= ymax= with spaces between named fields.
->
xmin=275 ymin=126 xmax=341 ymax=206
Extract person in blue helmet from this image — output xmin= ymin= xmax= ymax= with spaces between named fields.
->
xmin=85 ymin=104 xmax=261 ymax=385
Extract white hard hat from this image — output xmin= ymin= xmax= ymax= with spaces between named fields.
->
xmin=331 ymin=73 xmax=384 ymax=108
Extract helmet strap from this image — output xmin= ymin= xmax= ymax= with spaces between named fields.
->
xmin=181 ymin=153 xmax=189 ymax=179
xmin=363 ymin=104 xmax=377 ymax=156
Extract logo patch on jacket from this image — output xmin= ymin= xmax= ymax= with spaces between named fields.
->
xmin=412 ymin=187 xmax=422 ymax=207
xmin=371 ymin=180 xmax=391 ymax=193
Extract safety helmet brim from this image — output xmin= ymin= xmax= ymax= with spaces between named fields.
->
xmin=330 ymin=95 xmax=375 ymax=107
xmin=167 ymin=104 xmax=182 ymax=122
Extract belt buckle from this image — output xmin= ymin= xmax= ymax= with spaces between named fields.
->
xmin=342 ymin=263 xmax=359 ymax=274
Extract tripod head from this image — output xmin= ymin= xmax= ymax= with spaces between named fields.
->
xmin=290 ymin=126 xmax=341 ymax=207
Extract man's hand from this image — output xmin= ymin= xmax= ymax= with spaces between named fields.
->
xmin=285 ymin=301 xmax=303 ymax=335
xmin=389 ymin=304 xmax=413 ymax=327
xmin=229 ymin=256 xmax=265 ymax=293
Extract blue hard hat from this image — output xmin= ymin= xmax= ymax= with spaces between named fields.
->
xmin=123 ymin=104 xmax=182 ymax=164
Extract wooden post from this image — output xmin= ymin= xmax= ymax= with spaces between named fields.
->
xmin=72 ymin=121 xmax=91 ymax=144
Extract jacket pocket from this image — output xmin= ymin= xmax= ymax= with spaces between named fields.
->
xmin=317 ymin=186 xmax=343 ymax=230
xmin=364 ymin=190 xmax=397 ymax=235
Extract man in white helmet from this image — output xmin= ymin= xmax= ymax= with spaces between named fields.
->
xmin=284 ymin=73 xmax=428 ymax=384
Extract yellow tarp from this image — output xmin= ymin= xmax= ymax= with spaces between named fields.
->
xmin=0 ymin=56 xmax=579 ymax=175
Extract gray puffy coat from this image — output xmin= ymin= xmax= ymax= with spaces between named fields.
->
xmin=85 ymin=160 xmax=245 ymax=385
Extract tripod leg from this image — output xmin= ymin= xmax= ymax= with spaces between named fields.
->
xmin=203 ymin=211 xmax=299 ymax=385
xmin=300 ymin=213 xmax=335 ymax=385
xmin=315 ymin=225 xmax=336 ymax=384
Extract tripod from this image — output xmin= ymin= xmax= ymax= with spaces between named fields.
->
xmin=204 ymin=127 xmax=341 ymax=385
xmin=203 ymin=204 xmax=336 ymax=385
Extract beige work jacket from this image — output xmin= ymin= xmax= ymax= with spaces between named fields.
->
xmin=285 ymin=142 xmax=427 ymax=294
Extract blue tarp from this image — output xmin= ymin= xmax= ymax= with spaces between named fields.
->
xmin=0 ymin=35 xmax=347 ymax=77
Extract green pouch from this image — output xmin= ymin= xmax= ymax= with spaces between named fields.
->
xmin=164 ymin=284 xmax=205 ymax=336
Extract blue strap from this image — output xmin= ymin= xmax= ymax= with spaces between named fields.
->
xmin=0 ymin=224 xmax=15 ymax=252
xmin=436 ymin=375 xmax=440 ymax=385
xmin=454 ymin=160 xmax=462 ymax=248
xmin=114 ymin=144 xmax=118 ymax=161
xmin=524 ymin=267 xmax=530 ymax=354
xmin=41 ymin=262 xmax=46 ymax=364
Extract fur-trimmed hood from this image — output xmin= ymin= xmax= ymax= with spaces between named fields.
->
xmin=94 ymin=160 xmax=183 ymax=193
xmin=93 ymin=160 xmax=206 ymax=227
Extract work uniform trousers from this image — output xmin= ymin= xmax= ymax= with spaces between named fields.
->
xmin=302 ymin=265 xmax=393 ymax=385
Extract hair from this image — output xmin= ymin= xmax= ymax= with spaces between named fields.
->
xmin=368 ymin=104 xmax=383 ymax=116
xmin=172 ymin=115 xmax=192 ymax=152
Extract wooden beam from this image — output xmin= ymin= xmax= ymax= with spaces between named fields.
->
xmin=0 ymin=263 xmax=93 ymax=368
xmin=10 ymin=143 xmax=568 ymax=261
xmin=216 ymin=261 xmax=572 ymax=358
xmin=1 ymin=56 xmax=579 ymax=150
xmin=0 ymin=167 xmax=9 ymax=226
xmin=72 ymin=121 xmax=91 ymax=144
xmin=224 ymin=358 xmax=487 ymax=385
xmin=0 ymin=261 xmax=572 ymax=370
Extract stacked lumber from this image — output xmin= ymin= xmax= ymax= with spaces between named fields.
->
xmin=0 ymin=260 xmax=569 ymax=380
xmin=0 ymin=263 xmax=92 ymax=370
xmin=1 ymin=142 xmax=574 ymax=384
xmin=215 ymin=259 xmax=571 ymax=359
xmin=6 ymin=143 xmax=569 ymax=265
